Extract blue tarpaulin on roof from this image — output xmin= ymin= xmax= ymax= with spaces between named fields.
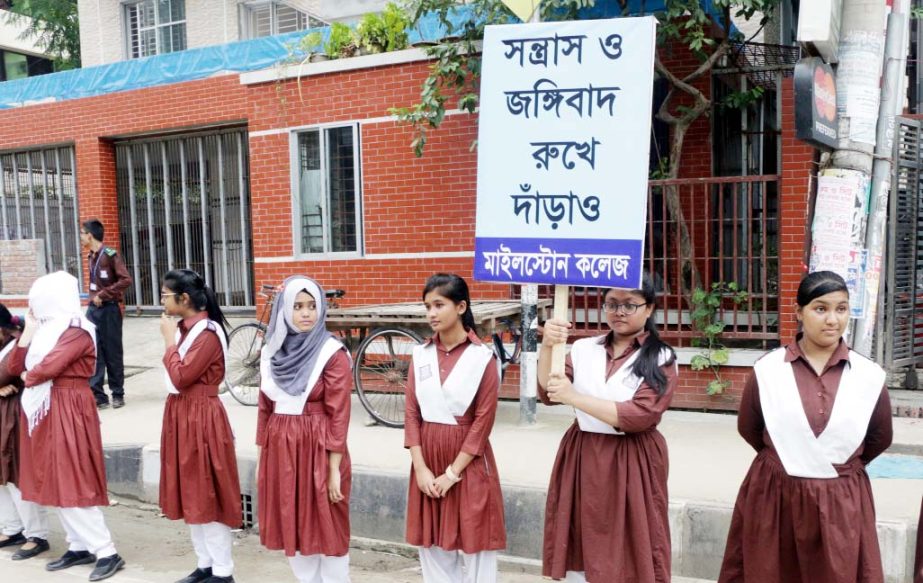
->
xmin=0 ymin=2 xmax=731 ymax=110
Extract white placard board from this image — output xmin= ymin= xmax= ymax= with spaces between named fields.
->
xmin=473 ymin=17 xmax=656 ymax=289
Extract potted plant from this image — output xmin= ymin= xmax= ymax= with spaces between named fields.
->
xmin=324 ymin=22 xmax=359 ymax=59
xmin=299 ymin=31 xmax=327 ymax=62
xmin=357 ymin=2 xmax=409 ymax=54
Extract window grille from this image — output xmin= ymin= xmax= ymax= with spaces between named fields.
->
xmin=295 ymin=125 xmax=361 ymax=256
xmin=241 ymin=1 xmax=326 ymax=39
xmin=0 ymin=146 xmax=83 ymax=291
xmin=126 ymin=0 xmax=187 ymax=59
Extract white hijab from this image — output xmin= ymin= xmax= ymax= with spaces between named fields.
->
xmin=22 ymin=271 xmax=96 ymax=435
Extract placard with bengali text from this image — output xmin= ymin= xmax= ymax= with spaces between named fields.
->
xmin=474 ymin=17 xmax=656 ymax=289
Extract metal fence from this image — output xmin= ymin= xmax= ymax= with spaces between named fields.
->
xmin=881 ymin=117 xmax=923 ymax=376
xmin=115 ymin=128 xmax=253 ymax=309
xmin=0 ymin=145 xmax=82 ymax=290
xmin=531 ymin=175 xmax=781 ymax=348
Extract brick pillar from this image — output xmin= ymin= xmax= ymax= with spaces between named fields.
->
xmin=75 ymin=138 xmax=120 ymax=246
xmin=778 ymin=77 xmax=815 ymax=340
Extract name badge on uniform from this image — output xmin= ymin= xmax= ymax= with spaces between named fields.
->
xmin=100 ymin=270 xmax=108 ymax=278
xmin=418 ymin=364 xmax=432 ymax=382
xmin=89 ymin=283 xmax=98 ymax=291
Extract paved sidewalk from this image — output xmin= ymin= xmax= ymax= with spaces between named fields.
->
xmin=105 ymin=316 xmax=923 ymax=523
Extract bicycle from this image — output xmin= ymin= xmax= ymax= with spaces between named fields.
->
xmin=223 ymin=284 xmax=346 ymax=406
xmin=224 ymin=286 xmax=526 ymax=429
xmin=351 ymin=316 xmax=523 ymax=429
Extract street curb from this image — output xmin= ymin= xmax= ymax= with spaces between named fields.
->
xmin=103 ymin=444 xmax=918 ymax=582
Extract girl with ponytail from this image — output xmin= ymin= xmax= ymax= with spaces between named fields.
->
xmin=159 ymin=269 xmax=241 ymax=583
xmin=404 ymin=274 xmax=506 ymax=582
xmin=538 ymin=274 xmax=677 ymax=582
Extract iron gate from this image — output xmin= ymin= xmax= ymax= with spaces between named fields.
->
xmin=115 ymin=128 xmax=253 ymax=309
xmin=0 ymin=145 xmax=82 ymax=290
xmin=881 ymin=117 xmax=923 ymax=380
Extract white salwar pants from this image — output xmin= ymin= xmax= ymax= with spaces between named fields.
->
xmin=189 ymin=522 xmax=234 ymax=577
xmin=57 ymin=507 xmax=117 ymax=558
xmin=565 ymin=572 xmax=588 ymax=583
xmin=0 ymin=483 xmax=49 ymax=539
xmin=419 ymin=546 xmax=497 ymax=583
xmin=287 ymin=552 xmax=350 ymax=583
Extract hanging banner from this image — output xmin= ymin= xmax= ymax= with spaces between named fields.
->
xmin=473 ymin=17 xmax=656 ymax=289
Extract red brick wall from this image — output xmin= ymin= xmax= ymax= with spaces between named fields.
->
xmin=0 ymin=54 xmax=816 ymax=411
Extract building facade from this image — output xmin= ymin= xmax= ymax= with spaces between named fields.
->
xmin=77 ymin=0 xmax=389 ymax=67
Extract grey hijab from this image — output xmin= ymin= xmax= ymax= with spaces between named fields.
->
xmin=264 ymin=275 xmax=334 ymax=396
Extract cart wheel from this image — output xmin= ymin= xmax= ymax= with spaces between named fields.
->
xmin=354 ymin=327 xmax=424 ymax=428
xmin=224 ymin=322 xmax=265 ymax=406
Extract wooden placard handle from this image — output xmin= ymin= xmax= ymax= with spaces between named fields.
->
xmin=550 ymin=284 xmax=570 ymax=375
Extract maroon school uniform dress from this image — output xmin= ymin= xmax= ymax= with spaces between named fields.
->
xmin=404 ymin=331 xmax=506 ymax=554
xmin=8 ymin=327 xmax=109 ymax=507
xmin=541 ymin=332 xmax=676 ymax=583
xmin=160 ymin=313 xmax=241 ymax=527
xmin=718 ymin=339 xmax=892 ymax=583
xmin=256 ymin=348 xmax=352 ymax=557
xmin=0 ymin=337 xmax=24 ymax=487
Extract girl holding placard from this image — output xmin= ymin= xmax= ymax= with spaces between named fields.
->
xmin=718 ymin=271 xmax=892 ymax=583
xmin=404 ymin=273 xmax=506 ymax=583
xmin=539 ymin=274 xmax=677 ymax=583
xmin=159 ymin=269 xmax=241 ymax=583
xmin=256 ymin=275 xmax=353 ymax=582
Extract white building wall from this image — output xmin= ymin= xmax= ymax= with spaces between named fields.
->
xmin=76 ymin=0 xmax=392 ymax=67
xmin=0 ymin=9 xmax=50 ymax=57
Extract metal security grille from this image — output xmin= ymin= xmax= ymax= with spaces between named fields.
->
xmin=882 ymin=117 xmax=923 ymax=376
xmin=0 ymin=146 xmax=82 ymax=290
xmin=115 ymin=128 xmax=253 ymax=310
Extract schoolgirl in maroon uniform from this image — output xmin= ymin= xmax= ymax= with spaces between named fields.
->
xmin=159 ymin=269 xmax=241 ymax=583
xmin=539 ymin=274 xmax=677 ymax=582
xmin=404 ymin=274 xmax=506 ymax=583
xmin=719 ymin=271 xmax=892 ymax=583
xmin=0 ymin=303 xmax=50 ymax=561
xmin=256 ymin=276 xmax=353 ymax=582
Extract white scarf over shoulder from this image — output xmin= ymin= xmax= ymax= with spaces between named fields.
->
xmin=754 ymin=346 xmax=885 ymax=479
xmin=22 ymin=271 xmax=96 ymax=435
xmin=260 ymin=337 xmax=344 ymax=414
xmin=412 ymin=341 xmax=497 ymax=425
xmin=570 ymin=335 xmax=674 ymax=434
xmin=162 ymin=317 xmax=229 ymax=395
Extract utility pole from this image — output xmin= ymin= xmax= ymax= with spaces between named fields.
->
xmin=518 ymin=2 xmax=542 ymax=426
xmin=808 ymin=0 xmax=888 ymax=350
xmin=852 ymin=1 xmax=908 ymax=355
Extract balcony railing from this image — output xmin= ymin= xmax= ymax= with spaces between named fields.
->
xmin=527 ymin=175 xmax=781 ymax=348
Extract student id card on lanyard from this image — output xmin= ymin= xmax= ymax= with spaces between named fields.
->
xmin=89 ymin=251 xmax=104 ymax=292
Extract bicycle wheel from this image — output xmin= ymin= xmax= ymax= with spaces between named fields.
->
xmin=224 ymin=322 xmax=266 ymax=406
xmin=354 ymin=327 xmax=424 ymax=428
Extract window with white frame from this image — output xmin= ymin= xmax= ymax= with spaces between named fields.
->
xmin=296 ymin=126 xmax=362 ymax=255
xmin=240 ymin=1 xmax=327 ymax=39
xmin=125 ymin=0 xmax=187 ymax=59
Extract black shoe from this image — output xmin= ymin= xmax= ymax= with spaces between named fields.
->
xmin=203 ymin=576 xmax=235 ymax=583
xmin=46 ymin=550 xmax=96 ymax=571
xmin=112 ymin=396 xmax=125 ymax=409
xmin=176 ymin=567 xmax=212 ymax=583
xmin=89 ymin=554 xmax=125 ymax=581
xmin=0 ymin=531 xmax=25 ymax=548
xmin=96 ymin=401 xmax=110 ymax=410
xmin=11 ymin=537 xmax=49 ymax=560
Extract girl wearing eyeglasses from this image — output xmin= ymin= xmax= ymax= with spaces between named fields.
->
xmin=159 ymin=269 xmax=241 ymax=583
xmin=718 ymin=271 xmax=891 ymax=583
xmin=538 ymin=274 xmax=677 ymax=583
